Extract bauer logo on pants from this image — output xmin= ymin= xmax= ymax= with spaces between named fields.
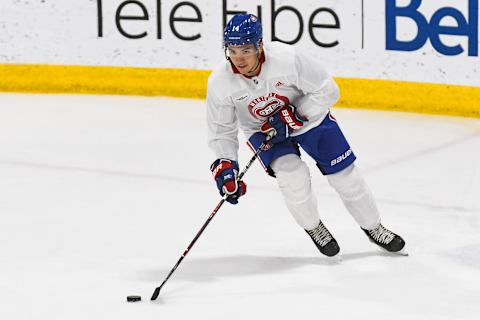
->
xmin=331 ymin=148 xmax=353 ymax=166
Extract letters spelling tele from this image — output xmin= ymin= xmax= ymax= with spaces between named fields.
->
xmin=96 ymin=0 xmax=341 ymax=48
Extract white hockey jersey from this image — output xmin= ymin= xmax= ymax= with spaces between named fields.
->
xmin=206 ymin=41 xmax=340 ymax=161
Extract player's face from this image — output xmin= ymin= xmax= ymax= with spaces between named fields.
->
xmin=226 ymin=43 xmax=263 ymax=76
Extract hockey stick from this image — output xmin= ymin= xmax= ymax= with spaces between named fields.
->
xmin=150 ymin=139 xmax=269 ymax=300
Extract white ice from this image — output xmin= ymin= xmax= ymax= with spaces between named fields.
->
xmin=0 ymin=93 xmax=479 ymax=320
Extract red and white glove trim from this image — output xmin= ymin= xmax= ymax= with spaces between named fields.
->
xmin=210 ymin=159 xmax=234 ymax=180
xmin=210 ymin=159 xmax=241 ymax=196
xmin=223 ymin=179 xmax=239 ymax=195
xmin=279 ymin=105 xmax=306 ymax=131
xmin=260 ymin=122 xmax=279 ymax=139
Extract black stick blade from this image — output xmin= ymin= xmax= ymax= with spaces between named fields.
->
xmin=151 ymin=287 xmax=161 ymax=300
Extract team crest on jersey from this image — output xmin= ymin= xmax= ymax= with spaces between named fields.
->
xmin=248 ymin=93 xmax=290 ymax=120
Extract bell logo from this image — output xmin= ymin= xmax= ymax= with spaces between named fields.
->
xmin=386 ymin=0 xmax=479 ymax=56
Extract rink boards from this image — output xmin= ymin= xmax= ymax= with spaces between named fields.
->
xmin=1 ymin=0 xmax=479 ymax=117
xmin=0 ymin=64 xmax=479 ymax=118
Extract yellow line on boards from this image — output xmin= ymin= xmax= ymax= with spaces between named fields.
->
xmin=0 ymin=64 xmax=210 ymax=98
xmin=0 ymin=64 xmax=479 ymax=118
xmin=336 ymin=78 xmax=480 ymax=118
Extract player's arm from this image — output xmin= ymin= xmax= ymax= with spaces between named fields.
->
xmin=206 ymin=85 xmax=239 ymax=161
xmin=206 ymin=84 xmax=246 ymax=204
xmin=294 ymin=48 xmax=340 ymax=110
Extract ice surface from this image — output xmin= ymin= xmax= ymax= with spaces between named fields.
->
xmin=0 ymin=93 xmax=479 ymax=320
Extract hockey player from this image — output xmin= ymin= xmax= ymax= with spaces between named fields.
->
xmin=207 ymin=13 xmax=406 ymax=257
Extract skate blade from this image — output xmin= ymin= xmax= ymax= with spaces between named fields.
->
xmin=378 ymin=246 xmax=409 ymax=257
xmin=393 ymin=248 xmax=409 ymax=256
xmin=327 ymin=253 xmax=343 ymax=263
xmin=367 ymin=238 xmax=409 ymax=256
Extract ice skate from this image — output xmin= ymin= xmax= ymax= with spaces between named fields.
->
xmin=306 ymin=221 xmax=340 ymax=257
xmin=362 ymin=224 xmax=408 ymax=256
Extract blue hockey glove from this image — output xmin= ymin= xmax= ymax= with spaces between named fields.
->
xmin=210 ymin=159 xmax=247 ymax=204
xmin=260 ymin=104 xmax=307 ymax=144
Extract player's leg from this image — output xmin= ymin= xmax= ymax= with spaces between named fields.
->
xmin=327 ymin=164 xmax=406 ymax=253
xmin=296 ymin=113 xmax=405 ymax=253
xmin=326 ymin=164 xmax=380 ymax=229
xmin=271 ymin=154 xmax=340 ymax=257
xmin=248 ymin=133 xmax=340 ymax=257
xmin=270 ymin=154 xmax=318 ymax=230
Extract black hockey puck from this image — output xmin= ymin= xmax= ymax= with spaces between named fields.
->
xmin=127 ymin=295 xmax=141 ymax=302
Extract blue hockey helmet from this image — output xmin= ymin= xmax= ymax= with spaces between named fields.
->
xmin=224 ymin=14 xmax=263 ymax=48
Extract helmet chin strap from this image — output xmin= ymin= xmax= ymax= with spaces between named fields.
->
xmin=224 ymin=47 xmax=230 ymax=61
